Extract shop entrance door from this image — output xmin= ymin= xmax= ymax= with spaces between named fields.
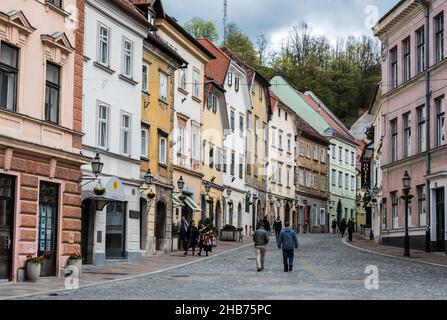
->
xmin=106 ymin=202 xmax=126 ymax=258
xmin=0 ymin=175 xmax=14 ymax=280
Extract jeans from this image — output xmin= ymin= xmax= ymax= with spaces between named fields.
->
xmin=255 ymin=246 xmax=266 ymax=270
xmin=275 ymin=230 xmax=281 ymax=242
xmin=282 ymin=249 xmax=294 ymax=269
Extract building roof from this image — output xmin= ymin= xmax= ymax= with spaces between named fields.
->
xmin=146 ymin=33 xmax=188 ymax=67
xmin=270 ymin=76 xmax=330 ymax=135
xmin=111 ymin=0 xmax=151 ymax=27
xmin=197 ymin=39 xmax=231 ymax=86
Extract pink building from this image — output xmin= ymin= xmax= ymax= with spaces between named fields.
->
xmin=374 ymin=0 xmax=446 ymax=252
xmin=0 ymin=0 xmax=88 ymax=281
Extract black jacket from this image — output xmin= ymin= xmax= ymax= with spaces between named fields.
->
xmin=262 ymin=219 xmax=271 ymax=232
xmin=273 ymin=219 xmax=282 ymax=231
xmin=186 ymin=226 xmax=199 ymax=246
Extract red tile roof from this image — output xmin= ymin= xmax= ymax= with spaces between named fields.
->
xmin=112 ymin=0 xmax=150 ymax=26
xmin=197 ymin=39 xmax=231 ymax=86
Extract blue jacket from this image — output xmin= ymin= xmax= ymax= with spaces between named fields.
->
xmin=277 ymin=228 xmax=298 ymax=250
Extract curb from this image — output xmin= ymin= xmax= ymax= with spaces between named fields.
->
xmin=342 ymin=237 xmax=447 ymax=269
xmin=3 ymin=242 xmax=253 ymax=300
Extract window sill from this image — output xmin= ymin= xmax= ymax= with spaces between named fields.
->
xmin=159 ymin=99 xmax=169 ymax=107
xmin=93 ymin=62 xmax=115 ymax=75
xmin=83 ymin=56 xmax=91 ymax=62
xmin=45 ymin=1 xmax=70 ymax=17
xmin=119 ymin=74 xmax=138 ymax=86
xmin=178 ymin=87 xmax=189 ymax=96
xmin=140 ymin=156 xmax=149 ymax=161
xmin=142 ymin=90 xmax=150 ymax=96
xmin=192 ymin=96 xmax=202 ymax=104
xmin=158 ymin=163 xmax=168 ymax=169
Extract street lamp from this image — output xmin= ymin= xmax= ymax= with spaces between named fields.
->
xmin=226 ymin=188 xmax=232 ymax=197
xmin=401 ymin=171 xmax=413 ymax=257
xmin=205 ymin=181 xmax=211 ymax=195
xmin=177 ymin=176 xmax=185 ymax=191
xmin=91 ymin=153 xmax=104 ymax=177
xmin=144 ymin=169 xmax=154 ymax=185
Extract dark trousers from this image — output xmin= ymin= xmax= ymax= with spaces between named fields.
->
xmin=348 ymin=231 xmax=353 ymax=242
xmin=275 ymin=230 xmax=281 ymax=242
xmin=282 ymin=249 xmax=294 ymax=269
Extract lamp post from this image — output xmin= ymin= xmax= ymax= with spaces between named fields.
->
xmin=91 ymin=153 xmax=104 ymax=177
xmin=402 ymin=171 xmax=412 ymax=257
xmin=205 ymin=181 xmax=211 ymax=195
xmin=177 ymin=176 xmax=185 ymax=192
xmin=144 ymin=169 xmax=154 ymax=185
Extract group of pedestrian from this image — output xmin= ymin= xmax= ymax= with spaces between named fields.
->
xmin=331 ymin=218 xmax=356 ymax=242
xmin=253 ymin=217 xmax=298 ymax=273
xmin=178 ymin=216 xmax=214 ymax=257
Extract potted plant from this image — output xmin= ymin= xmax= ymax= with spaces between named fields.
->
xmin=179 ymin=194 xmax=186 ymax=201
xmin=93 ymin=186 xmax=106 ymax=196
xmin=67 ymin=252 xmax=83 ymax=277
xmin=171 ymin=223 xmax=179 ymax=252
xmin=26 ymin=255 xmax=44 ymax=282
xmin=147 ymin=190 xmax=156 ymax=199
xmin=220 ymin=224 xmax=237 ymax=241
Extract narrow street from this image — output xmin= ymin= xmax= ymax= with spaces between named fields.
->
xmin=23 ymin=234 xmax=447 ymax=300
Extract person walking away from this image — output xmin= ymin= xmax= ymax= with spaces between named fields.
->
xmin=184 ymin=220 xmax=199 ymax=255
xmin=253 ymin=223 xmax=269 ymax=272
xmin=347 ymin=219 xmax=355 ymax=242
xmin=331 ymin=220 xmax=337 ymax=234
xmin=277 ymin=222 xmax=298 ymax=272
xmin=262 ymin=216 xmax=271 ymax=233
xmin=198 ymin=222 xmax=213 ymax=256
xmin=273 ymin=217 xmax=282 ymax=243
xmin=178 ymin=216 xmax=189 ymax=251
xmin=339 ymin=219 xmax=347 ymax=237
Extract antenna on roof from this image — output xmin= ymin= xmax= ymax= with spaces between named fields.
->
xmin=223 ymin=0 xmax=228 ymax=45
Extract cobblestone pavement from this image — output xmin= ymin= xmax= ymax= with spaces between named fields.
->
xmin=24 ymin=234 xmax=447 ymax=300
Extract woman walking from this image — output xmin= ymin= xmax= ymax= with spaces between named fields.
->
xmin=184 ymin=220 xmax=199 ymax=256
xmin=198 ymin=222 xmax=213 ymax=256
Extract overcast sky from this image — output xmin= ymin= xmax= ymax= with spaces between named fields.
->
xmin=162 ymin=0 xmax=396 ymax=49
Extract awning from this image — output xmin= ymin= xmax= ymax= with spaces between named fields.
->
xmin=172 ymin=194 xmax=184 ymax=207
xmin=81 ymin=176 xmax=126 ymax=202
xmin=184 ymin=196 xmax=202 ymax=212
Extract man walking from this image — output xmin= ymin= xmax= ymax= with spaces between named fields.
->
xmin=262 ymin=216 xmax=271 ymax=233
xmin=253 ymin=223 xmax=269 ymax=272
xmin=178 ymin=216 xmax=189 ymax=251
xmin=347 ymin=219 xmax=355 ymax=242
xmin=273 ymin=217 xmax=282 ymax=243
xmin=277 ymin=222 xmax=298 ymax=272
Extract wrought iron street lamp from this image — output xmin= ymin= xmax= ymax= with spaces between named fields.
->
xmin=205 ymin=181 xmax=211 ymax=195
xmin=144 ymin=169 xmax=154 ymax=185
xmin=401 ymin=171 xmax=412 ymax=257
xmin=91 ymin=153 xmax=104 ymax=177
xmin=226 ymin=188 xmax=232 ymax=197
xmin=177 ymin=176 xmax=185 ymax=191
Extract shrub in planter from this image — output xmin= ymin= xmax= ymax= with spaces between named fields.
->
xmin=93 ymin=187 xmax=106 ymax=196
xmin=67 ymin=252 xmax=83 ymax=277
xmin=147 ymin=190 xmax=156 ymax=199
xmin=26 ymin=255 xmax=44 ymax=282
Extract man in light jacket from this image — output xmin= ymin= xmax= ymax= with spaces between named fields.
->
xmin=253 ymin=223 xmax=269 ymax=272
xmin=277 ymin=222 xmax=298 ymax=272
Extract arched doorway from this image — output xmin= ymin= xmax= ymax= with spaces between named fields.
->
xmin=215 ymin=200 xmax=221 ymax=230
xmin=229 ymin=201 xmax=234 ymax=226
xmin=237 ymin=202 xmax=242 ymax=228
xmin=155 ymin=201 xmax=166 ymax=251
xmin=285 ymin=202 xmax=291 ymax=224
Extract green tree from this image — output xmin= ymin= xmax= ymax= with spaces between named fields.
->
xmin=224 ymin=23 xmax=258 ymax=67
xmin=183 ymin=17 xmax=219 ymax=42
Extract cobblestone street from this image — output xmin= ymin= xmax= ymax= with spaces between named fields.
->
xmin=23 ymin=234 xmax=447 ymax=300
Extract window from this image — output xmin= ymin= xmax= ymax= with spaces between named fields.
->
xmin=436 ymin=96 xmax=445 ymax=146
xmin=403 ymin=112 xmax=412 ymax=157
xmin=287 ymin=137 xmax=291 ymax=153
xmin=230 ymin=152 xmax=235 ymax=176
xmin=259 ymin=85 xmax=263 ymax=101
xmin=390 ymin=46 xmax=398 ymax=89
xmin=227 ymin=72 xmax=233 ymax=87
xmin=321 ymin=148 xmax=326 ymax=163
xmin=48 ymin=0 xmax=62 ymax=7
xmin=98 ymin=24 xmax=110 ymax=66
xmin=287 ymin=167 xmax=291 ymax=187
xmin=435 ymin=13 xmax=444 ymax=63
xmin=142 ymin=63 xmax=149 ymax=92
xmin=278 ymin=132 xmax=283 ymax=150
xmin=230 ymin=110 xmax=235 ymax=131
xmin=239 ymin=156 xmax=243 ymax=179
xmin=278 ymin=165 xmax=282 ymax=185
xmin=313 ymin=145 xmax=318 ymax=160
xmin=313 ymin=173 xmax=318 ymax=190
xmin=192 ymin=133 xmax=199 ymax=160
xmin=417 ymin=185 xmax=426 ymax=227
xmin=382 ymin=199 xmax=387 ymax=230
xmin=216 ymin=149 xmax=222 ymax=171
xmin=246 ymin=111 xmax=252 ymax=130
xmin=299 ymin=168 xmax=305 ymax=186
xmin=345 ymin=149 xmax=349 ymax=164
xmin=339 ymin=147 xmax=343 ymax=162
xmin=331 ymin=144 xmax=336 ymax=159
xmin=320 ymin=209 xmax=326 ymax=226
xmin=345 ymin=173 xmax=349 ymax=190
xmin=159 ymin=72 xmax=168 ymax=102
xmin=307 ymin=144 xmax=311 ymax=158
xmin=338 ymin=172 xmax=343 ymax=188
xmin=120 ymin=113 xmax=131 ymax=155
xmin=331 ymin=170 xmax=336 ymax=186
xmin=306 ymin=172 xmax=311 ymax=188
xmin=263 ymin=123 xmax=267 ymax=143
xmin=122 ymin=38 xmax=133 ymax=77
xmin=416 ymin=27 xmax=425 ymax=74
xmin=418 ymin=105 xmax=427 ymax=153
xmin=179 ymin=68 xmax=187 ymax=91
xmin=235 ymin=77 xmax=240 ymax=92
xmin=391 ymin=192 xmax=398 ymax=229
xmin=402 ymin=37 xmax=411 ymax=82
xmin=351 ymin=151 xmax=355 ymax=166
xmin=351 ymin=176 xmax=355 ymax=191
xmin=222 ymin=149 xmax=227 ymax=173
xmin=193 ymin=70 xmax=200 ymax=98
xmin=97 ymin=104 xmax=109 ymax=148
xmin=0 ymin=42 xmax=19 ymax=111
xmin=141 ymin=127 xmax=148 ymax=158
xmin=278 ymin=108 xmax=281 ymax=118
xmin=45 ymin=63 xmax=60 ymax=124
xmin=299 ymin=143 xmax=305 ymax=156
xmin=321 ymin=176 xmax=326 ymax=192
xmin=239 ymin=115 xmax=244 ymax=136
xmin=272 ymin=130 xmax=277 ymax=148
xmin=255 ymin=116 xmax=259 ymax=139
xmin=285 ymin=112 xmax=288 ymax=121
xmin=209 ymin=144 xmax=214 ymax=168
xmin=177 ymin=125 xmax=186 ymax=155
xmin=391 ymin=119 xmax=398 ymax=162
xmin=159 ymin=136 xmax=167 ymax=164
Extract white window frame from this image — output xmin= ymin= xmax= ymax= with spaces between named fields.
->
xmin=142 ymin=63 xmax=149 ymax=93
xmin=179 ymin=68 xmax=187 ymax=91
xmin=159 ymin=136 xmax=167 ymax=164
xmin=98 ymin=23 xmax=110 ymax=66
xmin=97 ymin=102 xmax=109 ymax=149
xmin=141 ymin=127 xmax=149 ymax=158
xmin=159 ymin=71 xmax=168 ymax=103
xmin=192 ymin=132 xmax=199 ymax=161
xmin=120 ymin=112 xmax=131 ymax=155
xmin=177 ymin=125 xmax=186 ymax=156
xmin=193 ymin=69 xmax=200 ymax=98
xmin=122 ymin=37 xmax=133 ymax=78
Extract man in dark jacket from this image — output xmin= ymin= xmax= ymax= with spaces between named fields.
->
xmin=347 ymin=219 xmax=355 ymax=242
xmin=277 ymin=222 xmax=298 ymax=272
xmin=262 ymin=216 xmax=271 ymax=232
xmin=178 ymin=216 xmax=189 ymax=251
xmin=253 ymin=223 xmax=269 ymax=272
xmin=273 ymin=217 xmax=282 ymax=243
xmin=339 ymin=219 xmax=347 ymax=237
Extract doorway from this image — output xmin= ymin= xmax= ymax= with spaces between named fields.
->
xmin=81 ymin=200 xmax=95 ymax=265
xmin=237 ymin=203 xmax=242 ymax=228
xmin=285 ymin=203 xmax=291 ymax=224
xmin=105 ymin=202 xmax=126 ymax=259
xmin=0 ymin=175 xmax=14 ymax=280
xmin=38 ymin=182 xmax=59 ymax=277
xmin=140 ymin=198 xmax=148 ymax=251
xmin=435 ymin=188 xmax=445 ymax=252
xmin=215 ymin=200 xmax=221 ymax=230
xmin=155 ymin=201 xmax=166 ymax=250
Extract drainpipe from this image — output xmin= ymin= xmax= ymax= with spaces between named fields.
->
xmin=420 ymin=0 xmax=432 ymax=252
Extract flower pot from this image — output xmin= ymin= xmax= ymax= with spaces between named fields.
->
xmin=147 ymin=192 xmax=156 ymax=199
xmin=171 ymin=236 xmax=179 ymax=252
xmin=94 ymin=188 xmax=106 ymax=196
xmin=26 ymin=263 xmax=41 ymax=282
xmin=67 ymin=259 xmax=82 ymax=277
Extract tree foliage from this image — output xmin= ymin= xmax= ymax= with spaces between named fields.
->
xmin=224 ymin=23 xmax=258 ymax=67
xmin=183 ymin=17 xmax=219 ymax=42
